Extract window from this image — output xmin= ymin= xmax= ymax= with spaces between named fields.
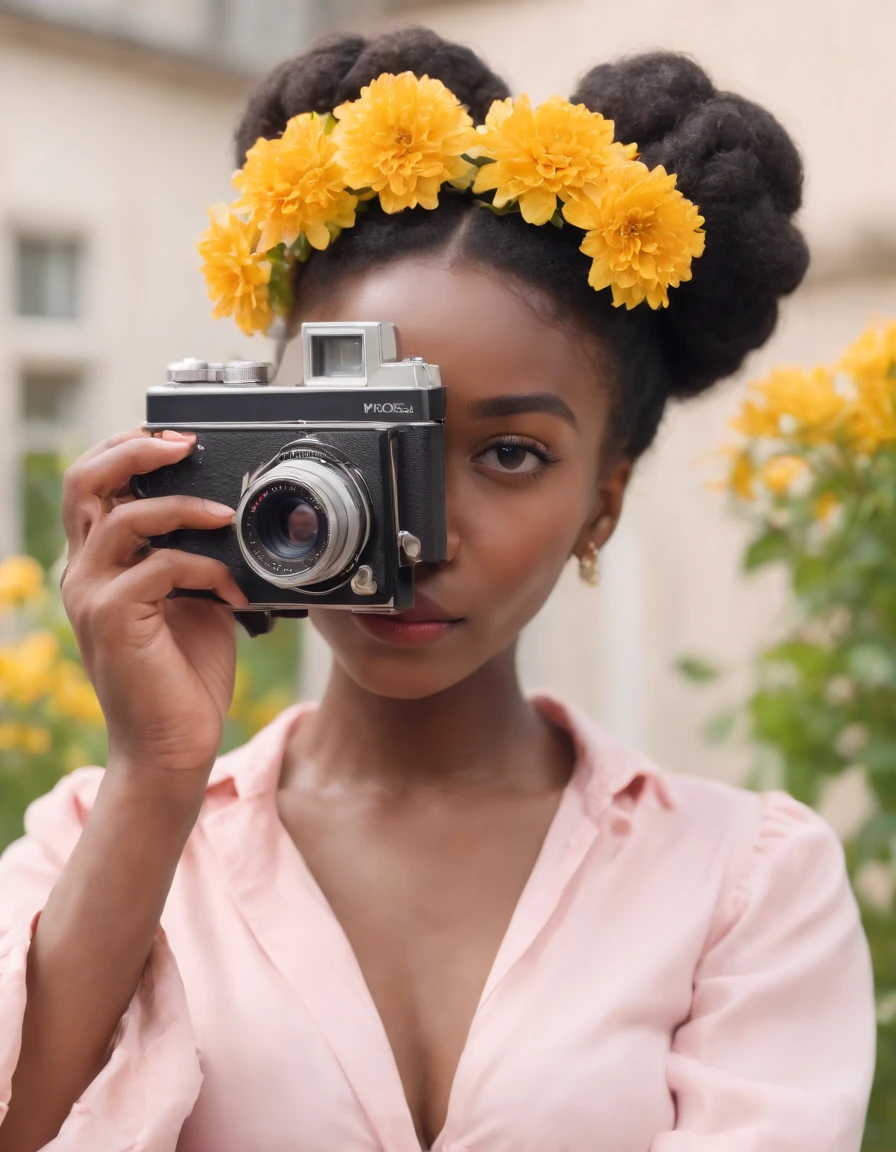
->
xmin=15 ymin=237 xmax=83 ymax=319
xmin=19 ymin=369 xmax=85 ymax=566
xmin=20 ymin=369 xmax=83 ymax=429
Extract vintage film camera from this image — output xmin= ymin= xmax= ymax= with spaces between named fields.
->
xmin=133 ymin=322 xmax=447 ymax=632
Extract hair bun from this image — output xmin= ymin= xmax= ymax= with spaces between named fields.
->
xmin=236 ymin=27 xmax=510 ymax=166
xmin=572 ymin=52 xmax=809 ymax=398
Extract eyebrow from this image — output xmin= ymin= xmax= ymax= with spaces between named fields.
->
xmin=468 ymin=392 xmax=579 ymax=429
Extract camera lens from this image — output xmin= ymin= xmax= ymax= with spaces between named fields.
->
xmin=258 ymin=494 xmax=321 ymax=561
xmin=237 ymin=448 xmax=370 ymax=589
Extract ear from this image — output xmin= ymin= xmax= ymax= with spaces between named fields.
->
xmin=572 ymin=454 xmax=632 ymax=561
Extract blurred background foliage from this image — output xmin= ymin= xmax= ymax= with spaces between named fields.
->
xmin=682 ymin=317 xmax=896 ymax=1149
xmin=0 ymin=551 xmax=299 ymax=851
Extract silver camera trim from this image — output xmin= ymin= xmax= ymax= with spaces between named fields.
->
xmin=300 ymin=321 xmax=442 ymax=391
xmin=236 ymin=444 xmax=371 ymax=590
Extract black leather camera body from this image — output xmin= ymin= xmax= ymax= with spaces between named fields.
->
xmin=133 ymin=322 xmax=447 ymax=624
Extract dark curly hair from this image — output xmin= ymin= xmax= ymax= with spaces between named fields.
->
xmin=236 ymin=27 xmax=809 ymax=460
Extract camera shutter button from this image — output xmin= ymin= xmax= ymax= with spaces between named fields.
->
xmin=167 ymin=359 xmax=224 ymax=384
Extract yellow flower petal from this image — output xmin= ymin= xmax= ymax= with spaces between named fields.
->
xmin=51 ymin=659 xmax=104 ymax=725
xmin=0 ymin=631 xmax=60 ymax=707
xmin=815 ymin=492 xmax=840 ymax=522
xmin=732 ymin=366 xmax=845 ymax=445
xmin=761 ymin=454 xmax=809 ymax=495
xmin=0 ymin=555 xmax=45 ymax=611
xmin=519 ymin=185 xmax=557 ymax=225
xmin=333 ymin=72 xmax=477 ymax=214
xmin=838 ymin=318 xmax=896 ymax=389
xmin=729 ymin=450 xmax=756 ymax=501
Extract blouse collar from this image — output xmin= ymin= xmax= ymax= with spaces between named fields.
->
xmin=207 ymin=694 xmax=678 ymax=826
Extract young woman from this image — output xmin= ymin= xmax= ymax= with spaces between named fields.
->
xmin=0 ymin=28 xmax=876 ymax=1152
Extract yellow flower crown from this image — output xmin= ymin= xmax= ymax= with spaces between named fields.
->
xmin=198 ymin=72 xmax=706 ymax=337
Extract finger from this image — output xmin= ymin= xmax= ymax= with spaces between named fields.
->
xmin=98 ymin=550 xmax=249 ymax=619
xmin=62 ymin=432 xmax=197 ymax=556
xmin=71 ymin=428 xmax=150 ymax=469
xmin=79 ymin=495 xmax=235 ymax=572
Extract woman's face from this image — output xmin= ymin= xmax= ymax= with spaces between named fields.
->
xmin=298 ymin=259 xmax=631 ymax=699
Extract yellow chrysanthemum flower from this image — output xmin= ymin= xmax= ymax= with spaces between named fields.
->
xmin=761 ymin=454 xmax=809 ymax=495
xmin=472 ymin=95 xmax=637 ymax=226
xmin=729 ymin=450 xmax=756 ymax=502
xmin=835 ymin=320 xmax=896 ymax=453
xmin=847 ymin=376 xmax=896 ymax=454
xmin=562 ymin=162 xmax=705 ymax=309
xmin=232 ymin=113 xmax=358 ymax=252
xmin=198 ymin=205 xmax=273 ymax=336
xmin=51 ymin=659 xmax=104 ymax=725
xmin=815 ymin=492 xmax=840 ymax=523
xmin=0 ymin=554 xmax=45 ymax=611
xmin=733 ymin=366 xmax=845 ymax=444
xmin=333 ymin=72 xmax=477 ymax=214
xmin=0 ymin=722 xmax=50 ymax=755
xmin=838 ymin=318 xmax=896 ymax=389
xmin=0 ymin=631 xmax=60 ymax=707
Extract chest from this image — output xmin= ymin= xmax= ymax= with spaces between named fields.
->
xmin=276 ymin=788 xmax=565 ymax=1148
xmin=174 ymin=780 xmax=713 ymax=1152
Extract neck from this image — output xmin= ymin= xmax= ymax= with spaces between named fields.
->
xmin=281 ymin=645 xmax=571 ymax=796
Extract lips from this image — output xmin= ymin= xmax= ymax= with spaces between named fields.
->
xmin=351 ymin=590 xmax=464 ymax=647
xmin=391 ymin=591 xmax=462 ymax=624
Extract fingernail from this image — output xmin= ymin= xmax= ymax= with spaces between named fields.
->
xmin=160 ymin=429 xmax=195 ymax=442
xmin=205 ymin=500 xmax=236 ymax=518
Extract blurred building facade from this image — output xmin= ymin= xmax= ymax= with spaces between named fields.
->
xmin=1 ymin=0 xmax=894 ymax=790
xmin=342 ymin=0 xmax=896 ymax=801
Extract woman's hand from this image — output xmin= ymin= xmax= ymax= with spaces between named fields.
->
xmin=60 ymin=428 xmax=249 ymax=785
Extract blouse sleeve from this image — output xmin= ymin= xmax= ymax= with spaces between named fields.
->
xmin=0 ymin=769 xmax=202 ymax=1149
xmin=651 ymin=789 xmax=877 ymax=1152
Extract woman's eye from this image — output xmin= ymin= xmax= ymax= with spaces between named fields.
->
xmin=475 ymin=442 xmax=549 ymax=475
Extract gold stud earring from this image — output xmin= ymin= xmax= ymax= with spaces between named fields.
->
xmin=578 ymin=541 xmax=600 ymax=588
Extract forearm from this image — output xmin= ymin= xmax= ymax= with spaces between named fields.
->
xmin=0 ymin=763 xmax=206 ymax=1152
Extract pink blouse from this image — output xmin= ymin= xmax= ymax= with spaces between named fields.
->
xmin=0 ymin=696 xmax=876 ymax=1151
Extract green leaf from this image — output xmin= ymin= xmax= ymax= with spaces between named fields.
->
xmin=848 ymin=643 xmax=896 ymax=688
xmin=472 ymin=197 xmax=521 ymax=216
xmin=549 ymin=208 xmax=564 ymax=229
xmin=761 ymin=639 xmax=829 ymax=679
xmin=743 ymin=530 xmax=790 ymax=572
xmin=462 ymin=153 xmax=495 ymax=168
xmin=675 ymin=656 xmax=722 ymax=683
xmin=858 ymin=812 xmax=896 ymax=864
xmin=702 ymin=709 xmax=737 ymax=745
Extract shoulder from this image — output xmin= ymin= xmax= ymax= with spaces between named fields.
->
xmin=555 ymin=697 xmax=846 ymax=917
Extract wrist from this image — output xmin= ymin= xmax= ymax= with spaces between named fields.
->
xmin=102 ymin=752 xmax=211 ymax=821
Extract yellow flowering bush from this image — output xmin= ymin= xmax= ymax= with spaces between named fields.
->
xmin=0 ymin=555 xmax=300 ymax=852
xmin=685 ymin=318 xmax=896 ymax=1149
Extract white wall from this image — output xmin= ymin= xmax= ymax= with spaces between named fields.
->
xmin=0 ymin=25 xmax=270 ymax=551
